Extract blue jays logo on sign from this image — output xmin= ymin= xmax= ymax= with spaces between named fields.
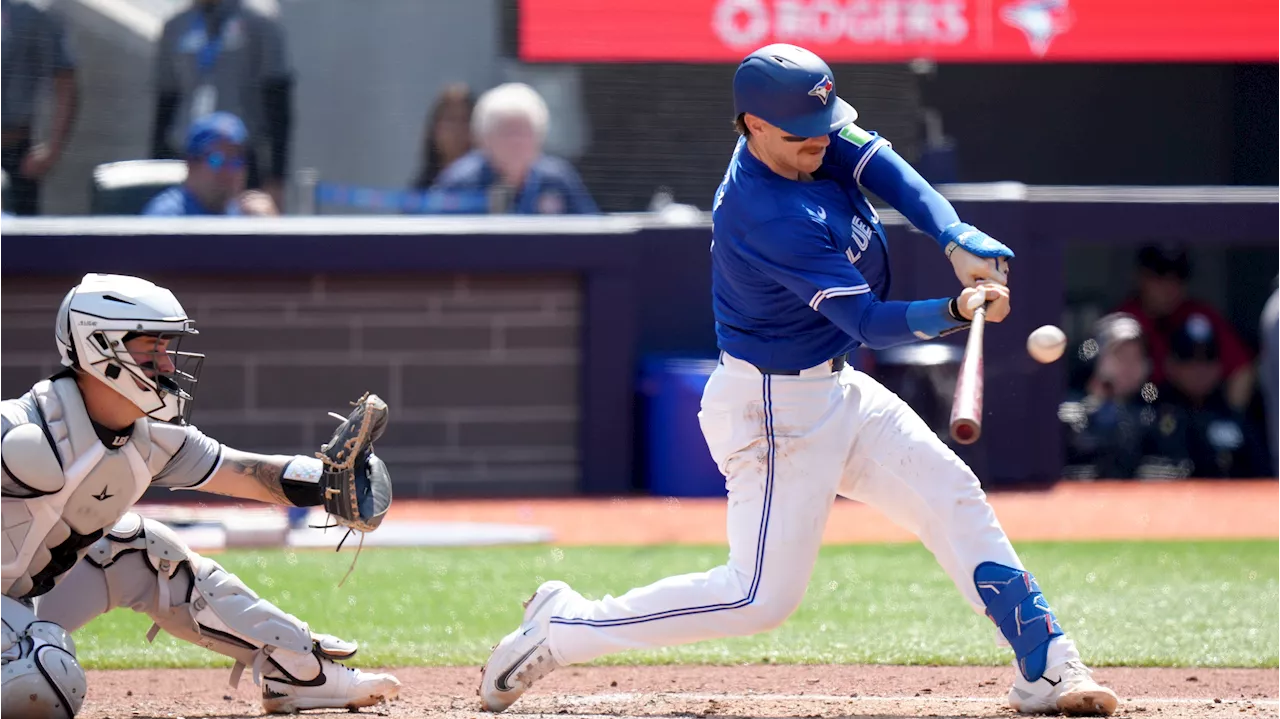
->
xmin=1000 ymin=0 xmax=1074 ymax=57
xmin=807 ymin=75 xmax=833 ymax=105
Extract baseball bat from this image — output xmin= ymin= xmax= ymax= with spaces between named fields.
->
xmin=949 ymin=302 xmax=988 ymax=445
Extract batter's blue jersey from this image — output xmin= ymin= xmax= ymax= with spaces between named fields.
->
xmin=711 ymin=125 xmax=903 ymax=370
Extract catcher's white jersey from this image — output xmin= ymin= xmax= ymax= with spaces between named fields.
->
xmin=1 ymin=372 xmax=222 ymax=600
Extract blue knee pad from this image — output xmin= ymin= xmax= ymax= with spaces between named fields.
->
xmin=973 ymin=562 xmax=1063 ymax=681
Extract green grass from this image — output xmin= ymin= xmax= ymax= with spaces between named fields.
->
xmin=74 ymin=540 xmax=1278 ymax=670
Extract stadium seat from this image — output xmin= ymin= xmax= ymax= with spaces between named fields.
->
xmin=90 ymin=160 xmax=188 ymax=215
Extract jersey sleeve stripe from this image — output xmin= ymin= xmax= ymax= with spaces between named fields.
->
xmin=809 ymin=284 xmax=871 ymax=310
xmin=177 ymin=444 xmax=224 ymax=490
xmin=853 ymin=137 xmax=890 ymax=184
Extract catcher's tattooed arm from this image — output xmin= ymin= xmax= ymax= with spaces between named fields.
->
xmin=202 ymin=447 xmax=326 ymax=507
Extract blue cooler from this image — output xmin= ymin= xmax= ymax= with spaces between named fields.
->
xmin=638 ymin=356 xmax=725 ymax=497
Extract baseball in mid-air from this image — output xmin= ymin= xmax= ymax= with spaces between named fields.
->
xmin=1027 ymin=325 xmax=1067 ymax=364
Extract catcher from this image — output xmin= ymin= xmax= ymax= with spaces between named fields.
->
xmin=1 ymin=273 xmax=398 ymax=717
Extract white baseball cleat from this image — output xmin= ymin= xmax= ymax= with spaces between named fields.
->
xmin=261 ymin=655 xmax=400 ymax=714
xmin=478 ymin=580 xmax=571 ymax=712
xmin=1008 ymin=659 xmax=1119 ymax=716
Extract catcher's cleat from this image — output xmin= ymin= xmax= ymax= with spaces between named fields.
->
xmin=261 ymin=653 xmax=399 ymax=714
xmin=478 ymin=581 xmax=570 ymax=712
xmin=1008 ymin=659 xmax=1119 ymax=716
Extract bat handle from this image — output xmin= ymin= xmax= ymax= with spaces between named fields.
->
xmin=949 ymin=301 xmax=989 ymax=445
xmin=971 ymin=302 xmax=988 ymax=326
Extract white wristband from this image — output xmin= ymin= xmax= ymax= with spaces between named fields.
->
xmin=283 ymin=456 xmax=323 ymax=484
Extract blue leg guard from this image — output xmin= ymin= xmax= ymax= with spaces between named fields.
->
xmin=973 ymin=562 xmax=1063 ymax=682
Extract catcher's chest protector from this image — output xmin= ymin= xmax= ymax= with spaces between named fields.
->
xmin=1 ymin=377 xmax=184 ymax=599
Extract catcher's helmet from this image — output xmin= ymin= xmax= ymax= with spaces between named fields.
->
xmin=55 ymin=273 xmax=204 ymax=423
xmin=733 ymin=43 xmax=857 ymax=138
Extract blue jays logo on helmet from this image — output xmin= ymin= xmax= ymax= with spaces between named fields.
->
xmin=807 ymin=75 xmax=834 ymax=105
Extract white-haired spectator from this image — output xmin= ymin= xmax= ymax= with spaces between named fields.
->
xmin=430 ymin=82 xmax=598 ymax=215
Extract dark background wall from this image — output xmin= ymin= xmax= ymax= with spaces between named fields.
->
xmin=921 ymin=63 xmax=1280 ymax=187
xmin=541 ymin=62 xmax=1280 ymax=211
xmin=1 ymin=273 xmax=583 ymax=498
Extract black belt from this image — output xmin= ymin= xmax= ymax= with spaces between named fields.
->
xmin=722 ymin=353 xmax=848 ymax=376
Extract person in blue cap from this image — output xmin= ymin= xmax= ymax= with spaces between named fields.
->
xmin=477 ymin=44 xmax=1118 ymax=716
xmin=142 ymin=111 xmax=278 ymax=216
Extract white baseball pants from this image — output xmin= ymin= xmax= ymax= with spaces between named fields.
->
xmin=546 ymin=353 xmax=1077 ymax=668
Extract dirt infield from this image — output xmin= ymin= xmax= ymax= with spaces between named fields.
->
xmin=80 ymin=480 xmax=1278 ymax=717
xmin=80 ymin=665 xmax=1277 ymax=718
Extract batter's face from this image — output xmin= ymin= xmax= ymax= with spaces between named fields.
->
xmin=743 ymin=114 xmax=829 ymax=180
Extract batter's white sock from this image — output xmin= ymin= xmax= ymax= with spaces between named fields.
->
xmin=1044 ymin=635 xmax=1083 ymax=671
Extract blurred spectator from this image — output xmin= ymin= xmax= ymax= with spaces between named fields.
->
xmin=142 ymin=112 xmax=277 ymax=216
xmin=1059 ymin=313 xmax=1163 ymax=480
xmin=1148 ymin=313 xmax=1270 ymax=478
xmin=1259 ymin=281 xmax=1278 ymax=474
xmin=1116 ymin=244 xmax=1255 ymax=410
xmin=151 ymin=0 xmax=293 ymax=209
xmin=412 ymin=83 xmax=474 ymax=190
xmin=431 ymin=82 xmax=598 ymax=215
xmin=1 ymin=0 xmax=79 ymax=215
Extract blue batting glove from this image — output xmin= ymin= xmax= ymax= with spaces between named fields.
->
xmin=938 ymin=222 xmax=1015 ymax=259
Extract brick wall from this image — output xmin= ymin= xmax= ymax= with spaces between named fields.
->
xmin=1 ymin=274 xmax=582 ymax=497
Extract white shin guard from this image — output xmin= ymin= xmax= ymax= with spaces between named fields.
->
xmin=181 ymin=555 xmax=318 ymax=686
xmin=87 ymin=513 xmax=329 ymax=688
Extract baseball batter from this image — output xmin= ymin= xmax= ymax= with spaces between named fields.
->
xmin=480 ymin=44 xmax=1118 ymax=716
xmin=1 ymin=274 xmax=399 ymax=716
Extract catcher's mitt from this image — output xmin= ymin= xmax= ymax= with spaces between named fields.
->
xmin=317 ymin=392 xmax=391 ymax=533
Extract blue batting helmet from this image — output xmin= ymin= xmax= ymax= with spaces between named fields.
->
xmin=733 ymin=44 xmax=857 ymax=138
